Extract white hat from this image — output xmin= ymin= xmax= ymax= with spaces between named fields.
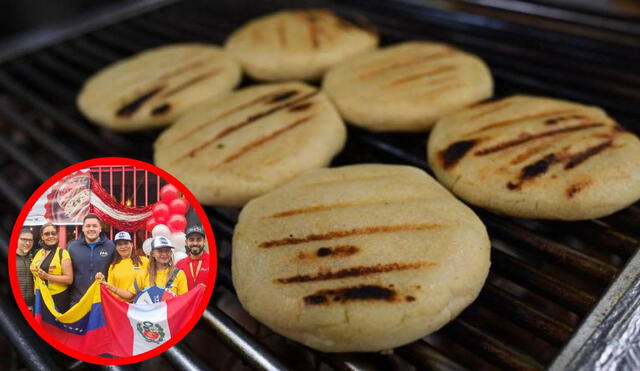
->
xmin=114 ymin=231 xmax=132 ymax=242
xmin=151 ymin=236 xmax=174 ymax=249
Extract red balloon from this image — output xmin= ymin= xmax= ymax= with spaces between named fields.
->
xmin=146 ymin=217 xmax=157 ymax=233
xmin=160 ymin=184 xmax=179 ymax=203
xmin=152 ymin=202 xmax=170 ymax=220
xmin=156 ymin=215 xmax=168 ymax=225
xmin=167 ymin=214 xmax=187 ymax=233
xmin=169 ymin=198 xmax=189 ymax=215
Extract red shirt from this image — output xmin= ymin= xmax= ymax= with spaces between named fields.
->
xmin=176 ymin=251 xmax=210 ymax=290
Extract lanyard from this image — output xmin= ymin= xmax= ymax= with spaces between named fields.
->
xmin=189 ymin=260 xmax=203 ymax=282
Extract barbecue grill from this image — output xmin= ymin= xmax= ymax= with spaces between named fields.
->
xmin=1 ymin=0 xmax=639 ymax=370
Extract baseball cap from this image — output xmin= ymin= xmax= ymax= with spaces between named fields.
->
xmin=114 ymin=231 xmax=132 ymax=242
xmin=151 ymin=236 xmax=174 ymax=249
xmin=185 ymin=225 xmax=205 ymax=238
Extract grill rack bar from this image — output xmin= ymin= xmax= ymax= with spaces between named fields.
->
xmin=201 ymin=307 xmax=290 ymax=371
xmin=483 ymin=214 xmax=620 ymax=283
xmin=396 ymin=341 xmax=468 ymax=371
xmin=0 ymin=0 xmax=180 ymax=64
xmin=529 ymin=219 xmax=639 ymax=259
xmin=0 ymin=176 xmax=27 ymax=209
xmin=31 ymin=52 xmax=88 ymax=87
xmin=6 ymin=61 xmax=78 ymax=102
xmin=478 ymin=283 xmax=574 ymax=345
xmin=0 ymin=72 xmax=119 ymax=153
xmin=445 ymin=320 xmax=544 ymax=370
xmin=0 ymin=134 xmax=50 ymax=182
xmin=492 ymin=250 xmax=598 ymax=314
xmin=450 ymin=0 xmax=640 ymax=37
xmin=164 ymin=343 xmax=212 ymax=371
xmin=0 ymin=100 xmax=81 ymax=164
xmin=101 ymin=366 xmax=135 ymax=371
xmin=0 ymin=291 xmax=61 ymax=371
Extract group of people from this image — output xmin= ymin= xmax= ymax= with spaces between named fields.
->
xmin=16 ymin=214 xmax=210 ymax=313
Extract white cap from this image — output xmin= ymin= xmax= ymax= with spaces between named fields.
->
xmin=151 ymin=236 xmax=174 ymax=249
xmin=114 ymin=231 xmax=132 ymax=242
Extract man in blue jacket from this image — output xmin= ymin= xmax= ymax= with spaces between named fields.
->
xmin=67 ymin=214 xmax=115 ymax=306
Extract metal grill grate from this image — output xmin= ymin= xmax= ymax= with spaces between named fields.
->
xmin=0 ymin=0 xmax=639 ymax=370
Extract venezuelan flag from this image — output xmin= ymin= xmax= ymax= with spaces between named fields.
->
xmin=34 ymin=278 xmax=114 ymax=356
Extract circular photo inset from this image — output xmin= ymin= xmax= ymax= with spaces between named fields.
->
xmin=9 ymin=158 xmax=217 ymax=365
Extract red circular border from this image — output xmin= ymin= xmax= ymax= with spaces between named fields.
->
xmin=8 ymin=157 xmax=218 ymax=365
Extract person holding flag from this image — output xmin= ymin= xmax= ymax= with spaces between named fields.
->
xmin=106 ymin=236 xmax=188 ymax=303
xmin=95 ymin=231 xmax=148 ymax=302
xmin=33 ymin=234 xmax=204 ymax=357
xmin=30 ymin=223 xmax=73 ymax=313
xmin=176 ymin=225 xmax=210 ymax=290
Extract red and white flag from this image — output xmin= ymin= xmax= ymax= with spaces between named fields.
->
xmin=100 ymin=285 xmax=204 ymax=356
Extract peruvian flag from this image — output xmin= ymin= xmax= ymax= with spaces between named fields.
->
xmin=100 ymin=285 xmax=204 ymax=356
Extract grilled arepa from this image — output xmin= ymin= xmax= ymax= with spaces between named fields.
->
xmin=232 ymin=164 xmax=490 ymax=352
xmin=78 ymin=43 xmax=241 ymax=131
xmin=428 ymin=95 xmax=640 ymax=220
xmin=322 ymin=41 xmax=493 ymax=132
xmin=154 ymin=81 xmax=346 ymax=207
xmin=225 ymin=9 xmax=379 ymax=81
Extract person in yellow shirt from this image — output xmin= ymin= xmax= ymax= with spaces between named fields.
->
xmin=107 ymin=236 xmax=188 ymax=302
xmin=95 ymin=231 xmax=148 ymax=302
xmin=30 ymin=223 xmax=73 ymax=312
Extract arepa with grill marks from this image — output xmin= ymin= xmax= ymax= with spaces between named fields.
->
xmin=154 ymin=81 xmax=346 ymax=207
xmin=428 ymin=95 xmax=640 ymax=220
xmin=232 ymin=164 xmax=490 ymax=352
xmin=224 ymin=9 xmax=379 ymax=81
xmin=322 ymin=41 xmax=493 ymax=132
xmin=78 ymin=43 xmax=241 ymax=131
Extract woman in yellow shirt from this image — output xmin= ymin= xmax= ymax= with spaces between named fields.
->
xmin=30 ymin=223 xmax=73 ymax=312
xmin=95 ymin=231 xmax=148 ymax=302
xmin=107 ymin=236 xmax=187 ymax=302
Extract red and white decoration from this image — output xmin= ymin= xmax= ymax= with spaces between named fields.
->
xmin=30 ymin=171 xmax=153 ymax=230
xmin=89 ymin=177 xmax=153 ymax=231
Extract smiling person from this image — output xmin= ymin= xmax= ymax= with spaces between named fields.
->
xmin=95 ymin=231 xmax=148 ymax=302
xmin=30 ymin=224 xmax=73 ymax=313
xmin=67 ymin=214 xmax=115 ymax=307
xmin=109 ymin=236 xmax=188 ymax=302
xmin=17 ymin=227 xmax=36 ymax=311
xmin=176 ymin=225 xmax=210 ymax=290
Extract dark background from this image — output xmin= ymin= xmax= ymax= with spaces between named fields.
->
xmin=0 ymin=0 xmax=138 ymax=45
xmin=1 ymin=0 xmax=640 ymax=47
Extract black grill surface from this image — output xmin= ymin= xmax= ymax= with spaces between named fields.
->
xmin=1 ymin=0 xmax=639 ymax=370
